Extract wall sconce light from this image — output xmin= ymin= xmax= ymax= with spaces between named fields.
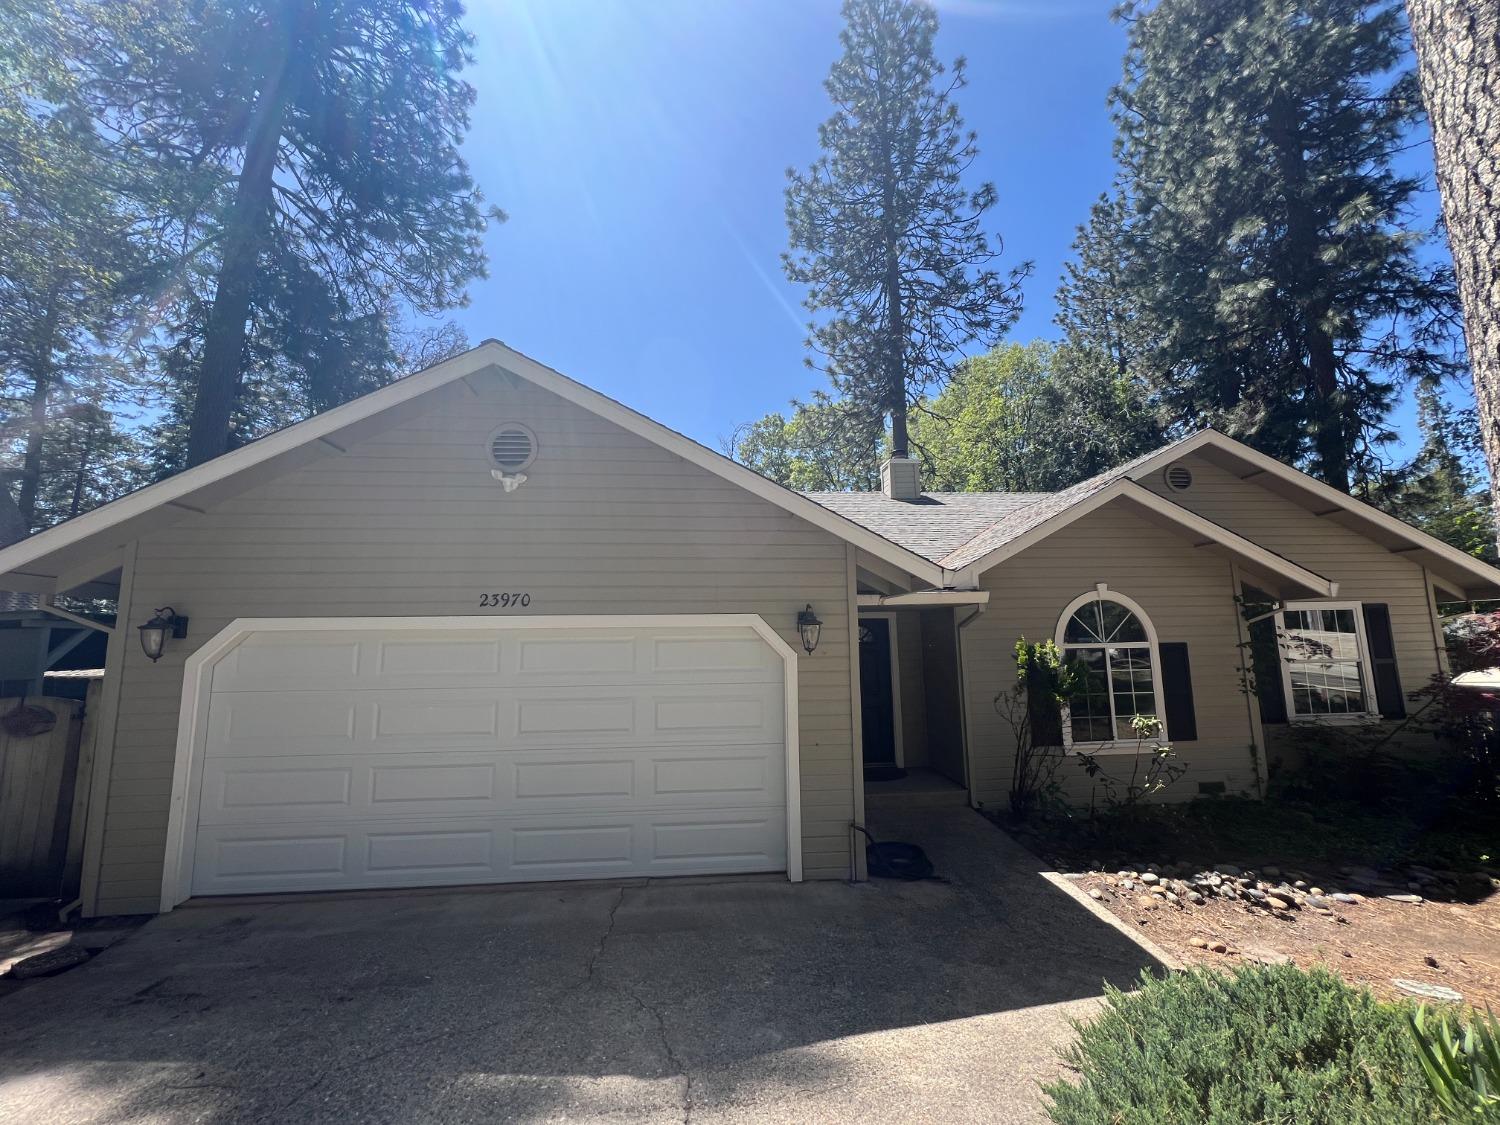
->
xmin=139 ymin=607 xmax=189 ymax=663
xmin=796 ymin=604 xmax=823 ymax=655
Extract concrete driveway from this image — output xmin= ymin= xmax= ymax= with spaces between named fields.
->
xmin=0 ymin=810 xmax=1159 ymax=1124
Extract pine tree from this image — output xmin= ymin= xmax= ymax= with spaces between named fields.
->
xmin=1108 ymin=0 xmax=1463 ymax=492
xmin=75 ymin=0 xmax=500 ymax=466
xmin=1056 ymin=192 xmax=1143 ymax=384
xmin=1372 ymin=384 xmax=1492 ymax=559
xmin=783 ymin=0 xmax=1028 ymax=459
xmin=0 ymin=0 xmax=157 ymax=527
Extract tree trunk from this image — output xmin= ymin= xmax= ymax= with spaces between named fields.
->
xmin=18 ymin=287 xmax=61 ymax=528
xmin=1267 ymin=92 xmax=1350 ymax=492
xmin=1407 ymin=0 xmax=1500 ymax=539
xmin=886 ymin=248 xmax=908 ymax=459
xmin=68 ymin=418 xmax=95 ymax=519
xmin=184 ymin=12 xmax=302 ymax=467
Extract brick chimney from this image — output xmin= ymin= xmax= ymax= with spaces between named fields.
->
xmin=880 ymin=455 xmax=922 ymax=501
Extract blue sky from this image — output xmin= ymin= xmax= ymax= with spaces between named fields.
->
xmin=452 ymin=0 xmax=1448 ymax=457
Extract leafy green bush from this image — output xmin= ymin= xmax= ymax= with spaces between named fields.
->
xmin=1409 ymin=1004 xmax=1500 ymax=1118
xmin=1045 ymin=964 xmax=1439 ymax=1124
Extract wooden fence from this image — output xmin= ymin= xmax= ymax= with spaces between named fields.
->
xmin=0 ymin=688 xmax=99 ymax=900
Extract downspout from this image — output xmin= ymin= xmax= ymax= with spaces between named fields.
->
xmin=954 ymin=602 xmax=987 ymax=806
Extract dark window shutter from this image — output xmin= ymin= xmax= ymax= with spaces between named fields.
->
xmin=1158 ymin=642 xmax=1198 ymax=742
xmin=1247 ymin=615 xmax=1287 ymax=725
xmin=1361 ymin=603 xmax=1405 ymax=719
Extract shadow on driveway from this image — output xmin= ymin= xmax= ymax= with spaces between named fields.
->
xmin=0 ymin=809 xmax=1160 ymax=1124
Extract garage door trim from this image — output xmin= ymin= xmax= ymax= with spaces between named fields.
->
xmin=159 ymin=614 xmax=803 ymax=911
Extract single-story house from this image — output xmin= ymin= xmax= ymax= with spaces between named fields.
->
xmin=1 ymin=341 xmax=1494 ymax=917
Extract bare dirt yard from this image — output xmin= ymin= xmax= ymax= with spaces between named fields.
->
xmin=1000 ymin=792 xmax=1499 ymax=1009
xmin=1069 ymin=863 xmax=1500 ymax=1008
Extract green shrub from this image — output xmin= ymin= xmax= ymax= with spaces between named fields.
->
xmin=1045 ymin=964 xmax=1440 ymax=1124
xmin=1408 ymin=1004 xmax=1500 ymax=1118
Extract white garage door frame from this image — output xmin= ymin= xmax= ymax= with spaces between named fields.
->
xmin=158 ymin=614 xmax=803 ymax=912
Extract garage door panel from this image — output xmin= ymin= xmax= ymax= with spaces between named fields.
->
xmin=190 ymin=622 xmax=789 ymax=896
xmin=370 ymin=762 xmax=498 ymax=804
xmin=199 ymin=744 xmax=784 ymax=826
xmin=365 ymin=828 xmax=494 ymax=875
xmin=647 ymin=635 xmax=781 ymax=678
xmin=211 ymin=629 xmax=785 ymax=694
xmin=190 ymin=806 xmax=787 ymax=895
xmin=216 ymin=766 xmax=355 ymax=813
xmin=206 ymin=684 xmax=781 ymax=758
xmin=375 ymin=638 xmax=503 ymax=678
xmin=212 ymin=638 xmax=362 ymax=693
xmin=513 ymin=758 xmax=635 ymax=800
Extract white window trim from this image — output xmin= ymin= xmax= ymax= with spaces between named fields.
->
xmin=1277 ymin=600 xmax=1379 ymax=723
xmin=1055 ymin=587 xmax=1169 ymax=755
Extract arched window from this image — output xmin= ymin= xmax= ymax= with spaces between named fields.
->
xmin=1055 ymin=590 xmax=1166 ymax=747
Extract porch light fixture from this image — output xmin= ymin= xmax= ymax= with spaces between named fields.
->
xmin=138 ymin=607 xmax=189 ymax=663
xmin=796 ymin=604 xmax=823 ymax=655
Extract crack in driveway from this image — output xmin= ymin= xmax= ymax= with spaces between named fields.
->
xmin=580 ymin=883 xmax=694 ymax=1121
xmin=622 ymin=985 xmax=694 ymax=1124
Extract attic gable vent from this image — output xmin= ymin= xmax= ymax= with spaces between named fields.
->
xmin=488 ymin=423 xmax=537 ymax=473
xmin=1163 ymin=463 xmax=1194 ymax=492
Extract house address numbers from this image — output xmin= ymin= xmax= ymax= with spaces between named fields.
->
xmin=479 ymin=592 xmax=532 ymax=608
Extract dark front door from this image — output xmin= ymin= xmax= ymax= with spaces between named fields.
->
xmin=859 ymin=618 xmax=897 ymax=767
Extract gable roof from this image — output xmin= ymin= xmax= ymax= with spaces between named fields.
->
xmin=800 ymin=429 xmax=1500 ymax=600
xmin=935 ymin=437 xmax=1201 ymax=570
xmin=0 ymin=341 xmax=954 ymax=594
xmin=1116 ymin=430 xmax=1500 ymax=600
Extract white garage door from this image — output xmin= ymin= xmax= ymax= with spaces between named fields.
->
xmin=187 ymin=622 xmax=788 ymax=896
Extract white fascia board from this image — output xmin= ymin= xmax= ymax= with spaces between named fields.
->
xmin=857 ymin=590 xmax=990 ymax=608
xmin=963 ymin=479 xmax=1335 ymax=596
xmin=1127 ymin=430 xmax=1500 ymax=597
xmin=0 ymin=339 xmax=948 ymax=591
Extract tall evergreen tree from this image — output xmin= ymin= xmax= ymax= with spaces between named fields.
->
xmin=1108 ymin=0 xmax=1463 ymax=492
xmin=1372 ymin=384 xmax=1492 ymax=559
xmin=1056 ymin=191 xmax=1144 ymax=384
xmin=783 ymin=0 xmax=1027 ymax=459
xmin=1406 ymin=0 xmax=1500 ymax=539
xmin=0 ymin=0 xmax=157 ymax=528
xmin=148 ymin=246 xmax=470 ymax=478
xmin=75 ymin=0 xmax=500 ymax=466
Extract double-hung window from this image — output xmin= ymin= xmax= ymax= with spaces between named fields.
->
xmin=1276 ymin=602 xmax=1375 ymax=720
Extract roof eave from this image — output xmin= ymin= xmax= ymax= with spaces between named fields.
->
xmin=0 ymin=340 xmax=952 ymax=592
xmin=1130 ymin=431 xmax=1500 ymax=602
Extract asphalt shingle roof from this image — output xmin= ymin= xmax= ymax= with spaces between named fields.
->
xmin=799 ymin=491 xmax=1050 ymax=563
xmin=801 ymin=434 xmax=1201 ymax=571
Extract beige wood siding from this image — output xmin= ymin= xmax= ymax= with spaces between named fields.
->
xmin=962 ymin=502 xmax=1261 ymax=810
xmin=1140 ymin=454 xmax=1446 ymax=697
xmin=93 ymin=372 xmax=856 ymax=914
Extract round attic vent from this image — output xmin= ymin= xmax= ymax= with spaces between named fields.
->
xmin=1163 ymin=463 xmax=1194 ymax=492
xmin=488 ymin=423 xmax=537 ymax=473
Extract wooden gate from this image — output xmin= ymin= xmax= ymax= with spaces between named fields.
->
xmin=0 ymin=691 xmax=95 ymax=899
